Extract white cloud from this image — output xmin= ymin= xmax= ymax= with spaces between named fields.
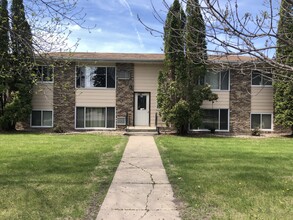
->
xmin=117 ymin=0 xmax=144 ymax=48
xmin=92 ymin=28 xmax=102 ymax=33
xmin=69 ymin=24 xmax=81 ymax=31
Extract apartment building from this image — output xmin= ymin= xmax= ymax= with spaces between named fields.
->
xmin=30 ymin=52 xmax=281 ymax=133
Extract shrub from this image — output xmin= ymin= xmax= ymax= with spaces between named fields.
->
xmin=251 ymin=127 xmax=261 ymax=136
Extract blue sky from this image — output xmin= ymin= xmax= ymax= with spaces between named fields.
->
xmin=67 ymin=0 xmax=173 ymax=53
xmin=67 ymin=0 xmax=279 ymax=54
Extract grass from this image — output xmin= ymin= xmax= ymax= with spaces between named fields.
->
xmin=156 ymin=136 xmax=293 ymax=220
xmin=0 ymin=133 xmax=127 ymax=219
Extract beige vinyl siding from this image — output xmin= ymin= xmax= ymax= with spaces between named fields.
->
xmin=201 ymin=91 xmax=230 ymax=109
xmin=32 ymin=84 xmax=53 ymax=109
xmin=76 ymin=89 xmax=116 ymax=107
xmin=134 ymin=64 xmax=163 ymax=127
xmin=251 ymin=87 xmax=274 ymax=112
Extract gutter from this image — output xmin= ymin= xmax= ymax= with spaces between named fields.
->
xmin=49 ymin=56 xmax=164 ymax=64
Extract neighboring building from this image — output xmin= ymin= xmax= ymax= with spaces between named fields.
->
xmin=29 ymin=52 xmax=282 ymax=134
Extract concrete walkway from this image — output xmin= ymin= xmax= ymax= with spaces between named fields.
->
xmin=96 ymin=136 xmax=181 ymax=220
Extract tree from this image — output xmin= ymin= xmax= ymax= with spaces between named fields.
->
xmin=185 ymin=0 xmax=217 ymax=129
xmin=0 ymin=0 xmax=87 ymax=130
xmin=158 ymin=0 xmax=216 ymax=134
xmin=157 ymin=0 xmax=188 ymax=134
xmin=139 ymin=0 xmax=293 ymax=76
xmin=0 ymin=0 xmax=9 ymax=58
xmin=0 ymin=0 xmax=11 ymax=129
xmin=274 ymin=0 xmax=293 ymax=135
xmin=0 ymin=0 xmax=34 ymax=130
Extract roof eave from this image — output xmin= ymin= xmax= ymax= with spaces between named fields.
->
xmin=49 ymin=56 xmax=164 ymax=63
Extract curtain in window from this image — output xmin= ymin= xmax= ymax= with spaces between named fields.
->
xmin=200 ymin=109 xmax=219 ymax=129
xmin=206 ymin=72 xmax=219 ymax=89
xmin=43 ymin=111 xmax=53 ymax=126
xmin=76 ymin=67 xmax=85 ymax=88
xmin=262 ymin=114 xmax=272 ymax=129
xmin=86 ymin=108 xmax=105 ymax=127
xmin=84 ymin=67 xmax=97 ymax=88
xmin=220 ymin=71 xmax=229 ymax=90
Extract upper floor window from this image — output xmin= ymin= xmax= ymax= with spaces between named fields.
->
xmin=76 ymin=66 xmax=116 ymax=88
xmin=251 ymin=70 xmax=272 ymax=86
xmin=200 ymin=70 xmax=229 ymax=91
xmin=33 ymin=66 xmax=54 ymax=82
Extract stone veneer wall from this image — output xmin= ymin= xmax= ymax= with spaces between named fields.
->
xmin=53 ymin=62 xmax=76 ymax=131
xmin=116 ymin=63 xmax=134 ymax=129
xmin=229 ymin=69 xmax=251 ymax=134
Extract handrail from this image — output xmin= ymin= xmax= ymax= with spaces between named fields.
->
xmin=155 ymin=112 xmax=160 ymax=134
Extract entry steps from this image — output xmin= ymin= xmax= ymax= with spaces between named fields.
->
xmin=124 ymin=126 xmax=158 ymax=136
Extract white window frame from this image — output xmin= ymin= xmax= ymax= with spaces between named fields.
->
xmin=35 ymin=65 xmax=54 ymax=83
xmin=75 ymin=106 xmax=116 ymax=130
xmin=30 ymin=110 xmax=54 ymax=128
xmin=250 ymin=113 xmax=273 ymax=131
xmin=190 ymin=108 xmax=230 ymax=132
xmin=251 ymin=70 xmax=273 ymax=87
xmin=75 ymin=66 xmax=116 ymax=89
xmin=204 ymin=70 xmax=230 ymax=91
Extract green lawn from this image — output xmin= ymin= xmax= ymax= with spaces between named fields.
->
xmin=156 ymin=136 xmax=293 ymax=220
xmin=0 ymin=133 xmax=127 ymax=219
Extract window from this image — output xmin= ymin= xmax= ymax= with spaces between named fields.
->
xmin=251 ymin=113 xmax=272 ymax=130
xmin=33 ymin=66 xmax=54 ymax=82
xmin=251 ymin=70 xmax=272 ymax=86
xmin=137 ymin=95 xmax=147 ymax=110
xmin=31 ymin=110 xmax=53 ymax=127
xmin=76 ymin=107 xmax=115 ymax=128
xmin=202 ymin=70 xmax=229 ymax=90
xmin=191 ymin=109 xmax=229 ymax=131
xmin=76 ymin=66 xmax=116 ymax=88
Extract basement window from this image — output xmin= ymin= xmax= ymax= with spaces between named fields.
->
xmin=76 ymin=107 xmax=115 ymax=129
xmin=31 ymin=110 xmax=53 ymax=127
xmin=190 ymin=109 xmax=229 ymax=131
xmin=251 ymin=113 xmax=272 ymax=130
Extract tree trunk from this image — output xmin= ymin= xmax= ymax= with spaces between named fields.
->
xmin=178 ymin=124 xmax=188 ymax=135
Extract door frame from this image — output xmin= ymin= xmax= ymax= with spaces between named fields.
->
xmin=133 ymin=92 xmax=151 ymax=126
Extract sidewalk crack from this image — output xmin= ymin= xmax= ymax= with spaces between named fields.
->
xmin=121 ymin=160 xmax=156 ymax=219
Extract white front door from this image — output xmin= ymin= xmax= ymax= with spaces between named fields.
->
xmin=135 ymin=93 xmax=150 ymax=126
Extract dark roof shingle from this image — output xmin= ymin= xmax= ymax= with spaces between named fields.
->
xmin=47 ymin=52 xmax=256 ymax=63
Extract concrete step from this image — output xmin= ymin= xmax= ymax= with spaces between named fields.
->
xmin=124 ymin=126 xmax=158 ymax=136
xmin=123 ymin=131 xmax=158 ymax=136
